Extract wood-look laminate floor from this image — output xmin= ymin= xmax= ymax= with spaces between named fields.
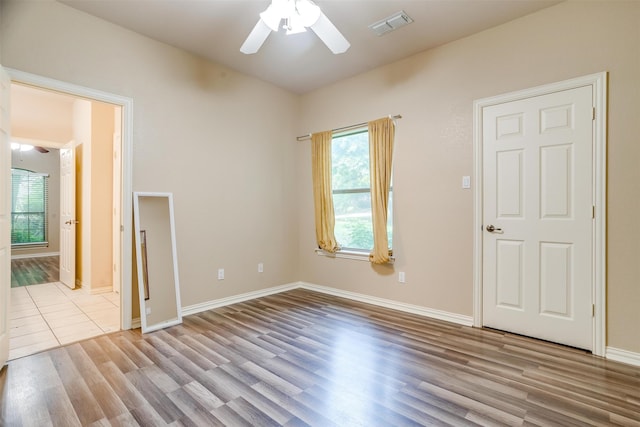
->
xmin=11 ymin=256 xmax=60 ymax=287
xmin=1 ymin=288 xmax=639 ymax=426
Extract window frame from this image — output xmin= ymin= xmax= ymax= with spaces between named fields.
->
xmin=11 ymin=167 xmax=49 ymax=249
xmin=321 ymin=127 xmax=394 ymax=261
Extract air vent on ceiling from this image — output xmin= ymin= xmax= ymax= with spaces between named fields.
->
xmin=368 ymin=11 xmax=414 ymax=37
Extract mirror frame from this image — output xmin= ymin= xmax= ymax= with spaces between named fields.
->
xmin=133 ymin=192 xmax=182 ymax=333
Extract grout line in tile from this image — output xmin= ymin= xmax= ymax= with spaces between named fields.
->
xmin=9 ymin=282 xmax=120 ymax=359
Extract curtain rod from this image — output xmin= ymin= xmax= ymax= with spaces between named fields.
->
xmin=296 ymin=114 xmax=402 ymax=141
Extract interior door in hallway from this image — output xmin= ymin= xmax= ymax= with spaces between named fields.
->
xmin=482 ymin=85 xmax=594 ymax=350
xmin=59 ymin=143 xmax=76 ymax=289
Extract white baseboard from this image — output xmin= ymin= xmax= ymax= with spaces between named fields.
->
xmin=130 ymin=285 xmax=298 ymax=330
xmin=11 ymin=251 xmax=60 ymax=260
xmin=606 ymin=347 xmax=640 ymax=367
xmin=178 ymin=282 xmax=473 ymax=326
xmin=298 ymin=281 xmax=474 ymax=327
xmin=178 ymin=281 xmax=473 ymax=328
xmin=131 ymin=317 xmax=141 ymax=329
xmin=181 ymin=282 xmax=299 ymax=317
xmin=89 ymin=286 xmax=114 ymax=295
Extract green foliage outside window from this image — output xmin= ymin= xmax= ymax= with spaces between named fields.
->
xmin=332 ymin=130 xmax=392 ymax=251
xmin=11 ymin=168 xmax=48 ymax=246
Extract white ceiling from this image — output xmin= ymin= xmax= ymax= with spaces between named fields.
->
xmin=59 ymin=0 xmax=561 ymax=94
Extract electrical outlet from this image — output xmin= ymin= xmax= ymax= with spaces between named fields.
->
xmin=145 ymin=307 xmax=151 ymax=315
xmin=398 ymin=272 xmax=406 ymax=283
xmin=218 ymin=268 xmax=224 ymax=280
xmin=258 ymin=263 xmax=264 ymax=273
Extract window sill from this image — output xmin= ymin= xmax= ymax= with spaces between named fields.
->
xmin=314 ymin=248 xmax=395 ymax=264
xmin=12 ymin=242 xmax=49 ymax=250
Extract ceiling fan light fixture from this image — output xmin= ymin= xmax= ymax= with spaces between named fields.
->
xmin=242 ymin=0 xmax=350 ymax=54
xmin=11 ymin=142 xmax=34 ymax=152
xmin=259 ymin=5 xmax=282 ymax=32
xmin=270 ymin=0 xmax=290 ymax=16
xmin=296 ymin=0 xmax=321 ymax=27
xmin=285 ymin=12 xmax=307 ymax=35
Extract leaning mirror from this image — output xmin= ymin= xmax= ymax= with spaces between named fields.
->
xmin=133 ymin=192 xmax=182 ymax=333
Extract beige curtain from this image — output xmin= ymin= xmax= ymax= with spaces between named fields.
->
xmin=311 ymin=130 xmax=339 ymax=253
xmin=368 ymin=117 xmax=395 ymax=264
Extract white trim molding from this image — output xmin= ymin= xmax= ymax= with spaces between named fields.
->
xmin=473 ymin=72 xmax=608 ymax=357
xmin=298 ymin=282 xmax=473 ymax=326
xmin=131 ymin=317 xmax=141 ymax=329
xmin=181 ymin=283 xmax=299 ymax=317
xmin=606 ymin=347 xmax=640 ymax=367
xmin=180 ymin=281 xmax=472 ymax=327
xmin=89 ymin=285 xmax=114 ymax=295
xmin=314 ymin=248 xmax=395 ymax=263
xmin=11 ymin=252 xmax=60 ymax=260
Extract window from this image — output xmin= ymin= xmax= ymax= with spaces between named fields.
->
xmin=11 ymin=168 xmax=49 ymax=247
xmin=331 ymin=129 xmax=392 ymax=251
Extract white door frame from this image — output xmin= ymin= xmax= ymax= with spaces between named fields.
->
xmin=472 ymin=72 xmax=607 ymax=356
xmin=7 ymin=68 xmax=134 ymax=330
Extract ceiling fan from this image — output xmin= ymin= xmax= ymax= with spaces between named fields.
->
xmin=11 ymin=142 xmax=49 ymax=154
xmin=241 ymin=0 xmax=350 ymax=55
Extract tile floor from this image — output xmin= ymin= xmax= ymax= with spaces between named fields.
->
xmin=9 ymin=282 xmax=120 ymax=360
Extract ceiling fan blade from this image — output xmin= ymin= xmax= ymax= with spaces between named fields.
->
xmin=310 ymin=11 xmax=350 ymax=54
xmin=241 ymin=19 xmax=272 ymax=54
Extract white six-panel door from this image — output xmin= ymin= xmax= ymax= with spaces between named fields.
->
xmin=0 ymin=66 xmax=11 ymax=367
xmin=482 ymin=86 xmax=593 ymax=350
xmin=59 ymin=143 xmax=76 ymax=289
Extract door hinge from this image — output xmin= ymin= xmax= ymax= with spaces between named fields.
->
xmin=592 ymin=205 xmax=595 ymax=219
xmin=592 ymin=107 xmax=596 ymax=120
xmin=592 ymin=304 xmax=595 ymax=317
xmin=120 ymin=225 xmax=124 ymax=232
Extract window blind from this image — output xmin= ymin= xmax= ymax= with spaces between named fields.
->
xmin=11 ymin=168 xmax=49 ymax=247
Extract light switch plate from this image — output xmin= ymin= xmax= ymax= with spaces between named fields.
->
xmin=462 ymin=176 xmax=471 ymax=189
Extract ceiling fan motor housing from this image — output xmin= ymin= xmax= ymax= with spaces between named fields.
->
xmin=241 ymin=0 xmax=349 ymax=55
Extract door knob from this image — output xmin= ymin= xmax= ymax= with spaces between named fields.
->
xmin=65 ymin=220 xmax=79 ymax=225
xmin=485 ymin=225 xmax=502 ymax=233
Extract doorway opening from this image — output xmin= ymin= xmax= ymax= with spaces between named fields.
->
xmin=5 ymin=69 xmax=133 ymax=359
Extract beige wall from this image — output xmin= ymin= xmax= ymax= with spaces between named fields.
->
xmin=0 ymin=0 xmax=299 ymax=306
xmin=297 ymin=0 xmax=640 ymax=353
xmin=89 ymin=101 xmax=114 ymax=291
xmin=1 ymin=1 xmax=638 ymax=354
